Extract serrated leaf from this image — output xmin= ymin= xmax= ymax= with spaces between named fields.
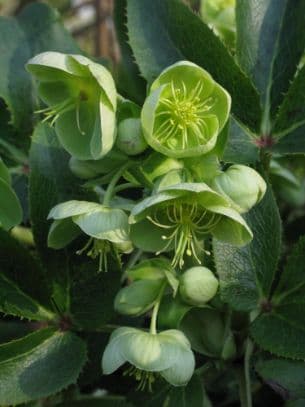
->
xmin=113 ymin=0 xmax=146 ymax=104
xmin=213 ymin=184 xmax=281 ymax=311
xmin=255 ymin=357 xmax=305 ymax=400
xmin=236 ymin=0 xmax=305 ymax=124
xmin=0 ymin=229 xmax=52 ymax=316
xmin=127 ymin=0 xmax=261 ymax=132
xmin=223 ymin=117 xmax=259 ymax=164
xmin=0 ymin=2 xmax=79 ymax=131
xmin=0 ymin=327 xmax=87 ymax=406
xmin=251 ymin=236 xmax=305 ymax=359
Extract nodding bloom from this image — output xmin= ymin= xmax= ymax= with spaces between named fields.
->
xmin=27 ymin=51 xmax=117 ymax=160
xmin=102 ymin=327 xmax=195 ymax=389
xmin=129 ymin=183 xmax=252 ymax=269
xmin=47 ymin=200 xmax=132 ymax=272
xmin=141 ymin=61 xmax=231 ymax=158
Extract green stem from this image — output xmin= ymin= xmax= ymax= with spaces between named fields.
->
xmin=244 ymin=339 xmax=254 ymax=407
xmin=114 ymin=182 xmax=135 ymax=194
xmin=150 ymin=283 xmax=166 ymax=335
xmin=103 ymin=163 xmax=131 ymax=206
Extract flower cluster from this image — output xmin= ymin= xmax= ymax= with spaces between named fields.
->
xmin=28 ymin=54 xmax=266 ymax=389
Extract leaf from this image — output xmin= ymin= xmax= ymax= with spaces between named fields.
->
xmin=213 ymin=184 xmax=281 ymax=311
xmin=251 ymin=236 xmax=305 ymax=359
xmin=0 ymin=229 xmax=52 ymax=318
xmin=113 ymin=0 xmax=146 ymax=104
xmin=223 ymin=118 xmax=259 ymax=164
xmin=30 ymin=123 xmax=121 ymax=329
xmin=236 ymin=0 xmax=305 ymax=123
xmin=0 ymin=327 xmax=87 ymax=406
xmin=127 ymin=0 xmax=262 ymax=132
xmin=0 ymin=2 xmax=79 ymax=130
xmin=255 ymin=357 xmax=305 ymax=400
xmin=273 ymin=65 xmax=305 ymax=136
xmin=0 ymin=177 xmax=22 ymax=230
xmin=271 ymin=124 xmax=305 ymax=155
xmin=0 ymin=321 xmax=33 ymax=344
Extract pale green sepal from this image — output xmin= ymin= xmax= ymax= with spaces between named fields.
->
xmin=48 ymin=200 xmax=101 ymax=220
xmin=47 ymin=218 xmax=81 ymax=249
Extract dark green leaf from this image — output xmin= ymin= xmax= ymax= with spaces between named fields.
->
xmin=236 ymin=0 xmax=305 ymax=124
xmin=251 ymin=236 xmax=305 ymax=359
xmin=0 ymin=3 xmax=79 ymax=131
xmin=213 ymin=184 xmax=281 ymax=311
xmin=113 ymin=0 xmax=146 ymax=104
xmin=272 ymin=124 xmax=305 ymax=155
xmin=223 ymin=117 xmax=259 ymax=164
xmin=0 ymin=327 xmax=87 ymax=405
xmin=0 ymin=321 xmax=33 ymax=344
xmin=0 ymin=229 xmax=52 ymax=318
xmin=256 ymin=357 xmax=305 ymax=400
xmin=127 ymin=0 xmax=261 ymax=132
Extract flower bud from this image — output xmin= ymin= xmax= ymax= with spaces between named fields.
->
xmin=179 ymin=266 xmax=218 ymax=306
xmin=116 ymin=118 xmax=148 ymax=156
xmin=211 ymin=164 xmax=266 ymax=213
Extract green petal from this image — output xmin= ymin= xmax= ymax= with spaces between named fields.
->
xmin=209 ymin=205 xmax=253 ymax=246
xmin=55 ymin=101 xmax=96 ymax=160
xmin=47 ymin=218 xmax=81 ymax=249
xmin=0 ymin=178 xmax=22 ymax=230
xmin=72 ymin=207 xmax=130 ymax=243
xmin=160 ymin=347 xmax=195 ymax=386
xmin=48 ymin=200 xmax=101 ymax=220
xmin=26 ymin=51 xmax=78 ymax=80
xmin=130 ymin=218 xmax=175 ymax=253
xmin=90 ymin=96 xmax=116 ymax=160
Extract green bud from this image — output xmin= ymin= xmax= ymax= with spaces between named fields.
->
xmin=116 ymin=118 xmax=148 ymax=156
xmin=211 ymin=164 xmax=266 ymax=213
xmin=114 ymin=279 xmax=164 ymax=316
xmin=179 ymin=267 xmax=218 ymax=306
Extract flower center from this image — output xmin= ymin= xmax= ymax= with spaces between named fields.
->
xmin=35 ymin=90 xmax=89 ymax=135
xmin=147 ymin=202 xmax=219 ymax=268
xmin=76 ymin=237 xmax=114 ymax=272
xmin=123 ymin=365 xmax=157 ymax=392
xmin=154 ymin=80 xmax=216 ymax=149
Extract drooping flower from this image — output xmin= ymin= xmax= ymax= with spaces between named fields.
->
xmin=27 ymin=52 xmax=117 ymax=160
xmin=129 ymin=183 xmax=252 ymax=268
xmin=141 ymin=61 xmax=231 ymax=158
xmin=211 ymin=164 xmax=266 ymax=213
xmin=102 ymin=327 xmax=195 ymax=388
xmin=47 ymin=200 xmax=132 ymax=272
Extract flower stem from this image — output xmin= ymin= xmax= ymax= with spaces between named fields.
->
xmin=238 ymin=338 xmax=253 ymax=407
xmin=103 ymin=163 xmax=131 ymax=206
xmin=150 ymin=283 xmax=166 ymax=335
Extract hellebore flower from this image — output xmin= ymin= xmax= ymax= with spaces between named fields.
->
xmin=102 ymin=327 xmax=195 ymax=388
xmin=47 ymin=200 xmax=132 ymax=272
xmin=0 ymin=157 xmax=22 ymax=230
xmin=114 ymin=258 xmax=178 ymax=316
xmin=141 ymin=61 xmax=231 ymax=158
xmin=27 ymin=52 xmax=117 ymax=160
xmin=179 ymin=266 xmax=218 ymax=306
xmin=211 ymin=164 xmax=266 ymax=213
xmin=129 ymin=183 xmax=252 ymax=268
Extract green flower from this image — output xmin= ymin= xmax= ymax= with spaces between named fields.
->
xmin=141 ymin=61 xmax=231 ymax=158
xmin=47 ymin=200 xmax=132 ymax=271
xmin=179 ymin=266 xmax=218 ymax=306
xmin=211 ymin=165 xmax=266 ymax=213
xmin=114 ymin=258 xmax=178 ymax=316
xmin=0 ymin=158 xmax=22 ymax=230
xmin=102 ymin=327 xmax=195 ymax=388
xmin=27 ymin=52 xmax=117 ymax=160
xmin=129 ymin=183 xmax=252 ymax=268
